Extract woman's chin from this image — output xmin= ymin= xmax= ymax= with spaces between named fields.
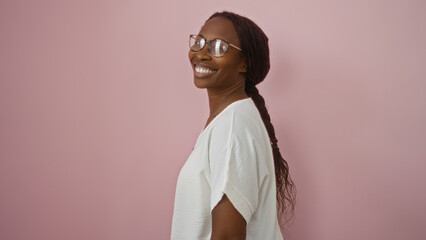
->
xmin=193 ymin=77 xmax=211 ymax=89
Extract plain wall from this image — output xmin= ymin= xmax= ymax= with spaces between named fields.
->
xmin=1 ymin=0 xmax=425 ymax=239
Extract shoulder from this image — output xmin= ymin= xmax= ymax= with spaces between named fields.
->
xmin=217 ymin=100 xmax=263 ymax=133
xmin=209 ymin=100 xmax=265 ymax=145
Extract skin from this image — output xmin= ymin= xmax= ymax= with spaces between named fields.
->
xmin=188 ymin=17 xmax=248 ymax=239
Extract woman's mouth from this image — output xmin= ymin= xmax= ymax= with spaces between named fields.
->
xmin=194 ymin=64 xmax=218 ymax=78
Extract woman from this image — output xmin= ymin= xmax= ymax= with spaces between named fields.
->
xmin=171 ymin=11 xmax=296 ymax=240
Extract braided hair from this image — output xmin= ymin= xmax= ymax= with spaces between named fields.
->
xmin=205 ymin=11 xmax=296 ymax=227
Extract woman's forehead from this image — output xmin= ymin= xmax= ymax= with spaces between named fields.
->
xmin=198 ymin=17 xmax=239 ymax=43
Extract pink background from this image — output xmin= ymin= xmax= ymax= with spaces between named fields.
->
xmin=1 ymin=0 xmax=425 ymax=239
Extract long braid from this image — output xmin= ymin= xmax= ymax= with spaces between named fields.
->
xmin=206 ymin=11 xmax=296 ymax=228
xmin=245 ymin=81 xmax=296 ymax=226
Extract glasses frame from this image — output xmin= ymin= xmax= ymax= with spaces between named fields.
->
xmin=189 ymin=34 xmax=242 ymax=58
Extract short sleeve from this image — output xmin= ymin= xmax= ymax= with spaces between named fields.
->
xmin=208 ymin=116 xmax=264 ymax=224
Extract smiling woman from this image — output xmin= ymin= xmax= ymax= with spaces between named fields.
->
xmin=171 ymin=11 xmax=296 ymax=240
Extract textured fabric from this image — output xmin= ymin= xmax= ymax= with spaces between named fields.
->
xmin=171 ymin=98 xmax=284 ymax=240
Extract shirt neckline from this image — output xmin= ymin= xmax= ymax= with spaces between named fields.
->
xmin=198 ymin=97 xmax=252 ymax=136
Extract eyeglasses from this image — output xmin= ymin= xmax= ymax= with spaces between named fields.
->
xmin=189 ymin=34 xmax=242 ymax=58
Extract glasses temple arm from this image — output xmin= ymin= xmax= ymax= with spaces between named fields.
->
xmin=229 ymin=43 xmax=242 ymax=51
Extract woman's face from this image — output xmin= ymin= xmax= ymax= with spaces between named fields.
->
xmin=188 ymin=17 xmax=247 ymax=89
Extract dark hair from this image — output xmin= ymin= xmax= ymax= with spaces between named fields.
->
xmin=205 ymin=11 xmax=296 ymax=228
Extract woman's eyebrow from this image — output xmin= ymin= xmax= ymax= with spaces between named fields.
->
xmin=198 ymin=34 xmax=227 ymax=41
xmin=198 ymin=34 xmax=214 ymax=41
xmin=198 ymin=33 xmax=212 ymax=40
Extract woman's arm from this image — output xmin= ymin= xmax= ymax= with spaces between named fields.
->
xmin=211 ymin=194 xmax=246 ymax=240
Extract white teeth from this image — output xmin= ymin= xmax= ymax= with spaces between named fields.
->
xmin=195 ymin=65 xmax=216 ymax=74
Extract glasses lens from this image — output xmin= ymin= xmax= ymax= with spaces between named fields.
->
xmin=189 ymin=35 xmax=204 ymax=51
xmin=209 ymin=39 xmax=228 ymax=57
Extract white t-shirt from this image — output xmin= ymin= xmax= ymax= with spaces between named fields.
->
xmin=171 ymin=97 xmax=284 ymax=240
